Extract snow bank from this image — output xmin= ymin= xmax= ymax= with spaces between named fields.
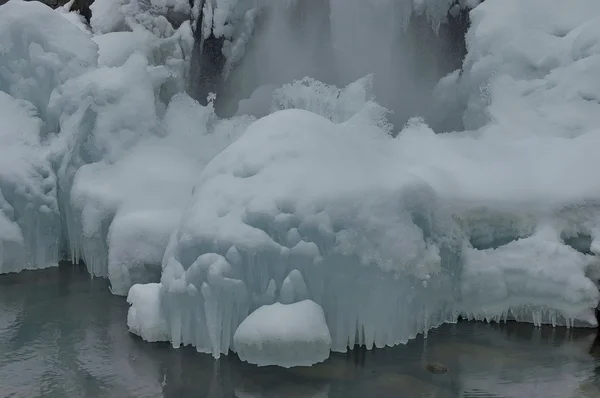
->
xmin=234 ymin=300 xmax=332 ymax=368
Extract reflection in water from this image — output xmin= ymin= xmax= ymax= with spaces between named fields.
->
xmin=1 ymin=262 xmax=599 ymax=397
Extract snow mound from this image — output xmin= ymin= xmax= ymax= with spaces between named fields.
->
xmin=234 ymin=300 xmax=332 ymax=368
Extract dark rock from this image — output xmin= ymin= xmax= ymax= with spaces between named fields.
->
xmin=425 ymin=363 xmax=449 ymax=374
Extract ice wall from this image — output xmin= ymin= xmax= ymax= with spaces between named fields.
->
xmin=0 ymin=92 xmax=60 ymax=273
xmin=0 ymin=1 xmax=96 ymax=273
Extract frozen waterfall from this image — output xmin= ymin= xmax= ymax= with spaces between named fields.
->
xmin=1 ymin=0 xmax=600 ymax=368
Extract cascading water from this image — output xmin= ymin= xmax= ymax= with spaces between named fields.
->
xmin=188 ymin=0 xmax=470 ymax=129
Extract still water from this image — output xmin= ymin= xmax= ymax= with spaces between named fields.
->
xmin=1 ymin=263 xmax=599 ymax=398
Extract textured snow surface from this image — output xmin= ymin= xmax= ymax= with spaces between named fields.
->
xmin=234 ymin=300 xmax=332 ymax=368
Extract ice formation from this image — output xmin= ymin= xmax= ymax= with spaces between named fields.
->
xmin=2 ymin=0 xmax=600 ymax=368
xmin=0 ymin=92 xmax=60 ymax=273
xmin=0 ymin=1 xmax=94 ymax=273
xmin=234 ymin=300 xmax=332 ymax=368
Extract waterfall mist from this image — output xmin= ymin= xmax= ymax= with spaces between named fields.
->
xmin=189 ymin=0 xmax=469 ymax=131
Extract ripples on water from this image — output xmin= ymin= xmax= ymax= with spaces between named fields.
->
xmin=1 ymin=262 xmax=599 ymax=398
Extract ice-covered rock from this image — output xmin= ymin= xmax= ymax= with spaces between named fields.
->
xmin=233 ymin=300 xmax=332 ymax=368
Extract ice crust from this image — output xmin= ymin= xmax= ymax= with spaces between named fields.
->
xmin=234 ymin=300 xmax=332 ymax=368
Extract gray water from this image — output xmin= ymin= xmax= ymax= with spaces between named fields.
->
xmin=1 ymin=263 xmax=599 ymax=398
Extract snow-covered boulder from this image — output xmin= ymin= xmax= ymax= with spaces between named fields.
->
xmin=234 ymin=300 xmax=332 ymax=368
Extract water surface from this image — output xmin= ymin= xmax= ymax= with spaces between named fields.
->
xmin=1 ymin=263 xmax=599 ymax=397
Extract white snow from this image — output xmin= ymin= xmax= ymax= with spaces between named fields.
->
xmin=127 ymin=283 xmax=170 ymax=342
xmin=234 ymin=300 xmax=332 ymax=368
